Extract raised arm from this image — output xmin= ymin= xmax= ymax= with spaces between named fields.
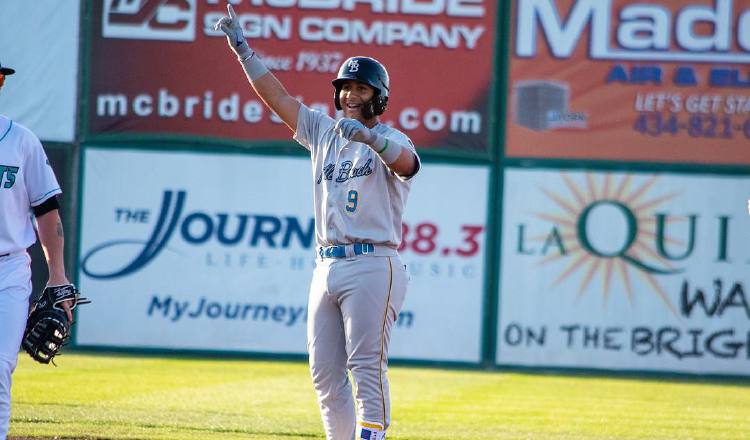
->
xmin=215 ymin=4 xmax=300 ymax=132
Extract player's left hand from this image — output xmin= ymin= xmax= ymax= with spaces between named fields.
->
xmin=22 ymin=284 xmax=91 ymax=364
xmin=334 ymin=118 xmax=376 ymax=144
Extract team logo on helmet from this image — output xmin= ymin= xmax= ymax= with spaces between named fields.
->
xmin=348 ymin=60 xmax=360 ymax=72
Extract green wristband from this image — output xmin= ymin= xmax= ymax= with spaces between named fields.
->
xmin=370 ymin=135 xmax=402 ymax=164
xmin=376 ymin=139 xmax=389 ymax=154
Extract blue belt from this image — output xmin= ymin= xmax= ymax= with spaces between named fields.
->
xmin=0 ymin=253 xmax=8 ymax=258
xmin=319 ymin=243 xmax=374 ymax=258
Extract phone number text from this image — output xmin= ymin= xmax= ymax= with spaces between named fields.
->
xmin=634 ymin=113 xmax=750 ymax=139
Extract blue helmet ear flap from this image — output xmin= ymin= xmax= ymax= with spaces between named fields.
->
xmin=372 ymin=95 xmax=388 ymax=115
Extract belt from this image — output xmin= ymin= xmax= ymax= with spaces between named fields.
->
xmin=0 ymin=253 xmax=8 ymax=258
xmin=319 ymin=243 xmax=375 ymax=259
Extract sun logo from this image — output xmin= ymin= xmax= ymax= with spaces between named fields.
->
xmin=527 ymin=173 xmax=691 ymax=315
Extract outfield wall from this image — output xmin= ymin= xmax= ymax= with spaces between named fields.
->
xmin=492 ymin=0 xmax=750 ymax=375
xmin=74 ymin=0 xmax=750 ymax=376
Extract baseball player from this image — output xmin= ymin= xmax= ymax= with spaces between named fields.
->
xmin=215 ymin=5 xmax=420 ymax=440
xmin=0 ymin=60 xmax=74 ymax=440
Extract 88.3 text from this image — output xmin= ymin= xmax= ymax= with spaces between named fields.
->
xmin=398 ymin=222 xmax=484 ymax=257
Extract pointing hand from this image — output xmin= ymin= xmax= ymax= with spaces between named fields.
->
xmin=214 ymin=3 xmax=252 ymax=60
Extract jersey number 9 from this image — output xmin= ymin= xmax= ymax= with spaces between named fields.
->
xmin=346 ymin=190 xmax=358 ymax=213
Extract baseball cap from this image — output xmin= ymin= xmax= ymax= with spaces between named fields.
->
xmin=0 ymin=61 xmax=15 ymax=75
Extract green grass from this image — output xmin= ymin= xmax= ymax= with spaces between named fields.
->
xmin=8 ymin=352 xmax=750 ymax=440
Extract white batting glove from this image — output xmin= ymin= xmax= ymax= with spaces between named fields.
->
xmin=214 ymin=4 xmax=252 ymax=60
xmin=334 ymin=118 xmax=376 ymax=144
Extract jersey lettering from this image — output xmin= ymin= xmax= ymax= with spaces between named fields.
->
xmin=317 ymin=159 xmax=374 ymax=184
xmin=0 ymin=165 xmax=19 ymax=189
xmin=316 ymin=163 xmax=336 ymax=184
xmin=336 ymin=159 xmax=373 ymax=183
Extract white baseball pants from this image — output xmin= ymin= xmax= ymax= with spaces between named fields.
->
xmin=0 ymin=252 xmax=32 ymax=440
xmin=307 ymin=254 xmax=408 ymax=440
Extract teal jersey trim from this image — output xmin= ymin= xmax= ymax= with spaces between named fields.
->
xmin=31 ymin=188 xmax=62 ymax=205
xmin=0 ymin=120 xmax=13 ymax=142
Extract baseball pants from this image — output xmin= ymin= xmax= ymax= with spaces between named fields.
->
xmin=0 ymin=252 xmax=32 ymax=440
xmin=307 ymin=254 xmax=408 ymax=440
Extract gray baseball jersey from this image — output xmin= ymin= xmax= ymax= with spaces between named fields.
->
xmin=294 ymin=104 xmax=419 ymax=440
xmin=294 ymin=104 xmax=419 ymax=248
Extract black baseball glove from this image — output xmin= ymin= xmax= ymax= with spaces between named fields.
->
xmin=22 ymin=284 xmax=91 ymax=365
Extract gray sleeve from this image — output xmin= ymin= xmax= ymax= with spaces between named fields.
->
xmin=293 ymin=104 xmax=334 ymax=154
xmin=392 ymin=132 xmax=421 ymax=182
xmin=407 ymin=139 xmax=422 ymax=180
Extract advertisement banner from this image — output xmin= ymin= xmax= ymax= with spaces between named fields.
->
xmin=86 ymin=0 xmax=497 ymax=153
xmin=497 ymin=168 xmax=750 ymax=375
xmin=505 ymin=0 xmax=750 ymax=164
xmin=0 ymin=1 xmax=79 ymax=142
xmin=77 ymin=148 xmax=488 ymax=362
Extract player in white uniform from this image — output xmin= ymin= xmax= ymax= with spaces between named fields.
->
xmin=0 ymin=61 xmax=74 ymax=440
xmin=215 ymin=5 xmax=420 ymax=440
